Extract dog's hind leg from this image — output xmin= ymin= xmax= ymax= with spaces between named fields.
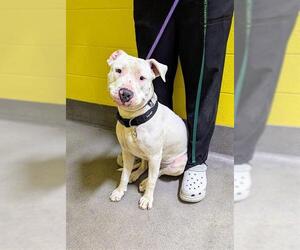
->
xmin=139 ymin=159 xmax=186 ymax=193
xmin=159 ymin=153 xmax=187 ymax=177
xmin=129 ymin=160 xmax=148 ymax=183
xmin=139 ymin=154 xmax=187 ymax=193
xmin=139 ymin=166 xmax=183 ymax=193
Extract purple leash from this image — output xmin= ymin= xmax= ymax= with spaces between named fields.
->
xmin=146 ymin=0 xmax=181 ymax=59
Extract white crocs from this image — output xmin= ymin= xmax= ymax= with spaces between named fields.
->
xmin=179 ymin=164 xmax=207 ymax=202
xmin=234 ymin=163 xmax=252 ymax=202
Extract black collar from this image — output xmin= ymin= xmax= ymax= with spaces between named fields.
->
xmin=116 ymin=99 xmax=158 ymax=128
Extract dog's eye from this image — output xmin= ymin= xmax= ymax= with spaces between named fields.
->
xmin=115 ymin=68 xmax=122 ymax=74
xmin=140 ymin=76 xmax=146 ymax=81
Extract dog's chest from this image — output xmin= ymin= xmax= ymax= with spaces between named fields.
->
xmin=118 ymin=126 xmax=152 ymax=159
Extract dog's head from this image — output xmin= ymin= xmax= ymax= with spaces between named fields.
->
xmin=107 ymin=50 xmax=167 ymax=111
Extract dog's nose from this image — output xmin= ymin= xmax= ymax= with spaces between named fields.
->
xmin=119 ymin=88 xmax=134 ymax=103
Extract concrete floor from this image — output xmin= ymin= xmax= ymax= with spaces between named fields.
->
xmin=3 ymin=118 xmax=297 ymax=249
xmin=234 ymin=153 xmax=300 ymax=250
xmin=67 ymin=121 xmax=233 ymax=250
xmin=0 ymin=119 xmax=66 ymax=250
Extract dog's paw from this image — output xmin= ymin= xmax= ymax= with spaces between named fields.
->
xmin=139 ymin=178 xmax=147 ymax=192
xmin=139 ymin=195 xmax=153 ymax=210
xmin=110 ymin=188 xmax=125 ymax=202
xmin=129 ymin=171 xmax=141 ymax=183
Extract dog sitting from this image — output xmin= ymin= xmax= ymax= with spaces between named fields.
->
xmin=107 ymin=50 xmax=187 ymax=209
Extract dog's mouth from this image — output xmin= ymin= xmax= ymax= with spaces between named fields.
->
xmin=120 ymin=100 xmax=133 ymax=107
xmin=112 ymin=95 xmax=133 ymax=107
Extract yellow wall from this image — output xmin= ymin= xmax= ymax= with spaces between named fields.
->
xmin=0 ymin=1 xmax=298 ymax=126
xmin=0 ymin=0 xmax=65 ymax=104
xmin=268 ymin=15 xmax=300 ymax=127
xmin=67 ymin=0 xmax=234 ymax=127
xmin=66 ymin=2 xmax=299 ymax=128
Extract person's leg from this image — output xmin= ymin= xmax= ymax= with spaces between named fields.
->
xmin=178 ymin=0 xmax=233 ymax=202
xmin=234 ymin=1 xmax=298 ymax=165
xmin=178 ymin=0 xmax=233 ymax=168
xmin=234 ymin=0 xmax=298 ymax=201
xmin=134 ymin=0 xmax=179 ymax=109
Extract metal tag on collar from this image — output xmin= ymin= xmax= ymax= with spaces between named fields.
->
xmin=148 ymin=99 xmax=154 ymax=108
xmin=131 ymin=128 xmax=137 ymax=138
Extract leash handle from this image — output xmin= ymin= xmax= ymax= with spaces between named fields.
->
xmin=146 ymin=0 xmax=180 ymax=59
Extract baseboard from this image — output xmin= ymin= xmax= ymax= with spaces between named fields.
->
xmin=1 ymin=98 xmax=296 ymax=157
xmin=67 ymin=99 xmax=233 ymax=156
xmin=256 ymin=125 xmax=300 ymax=156
xmin=67 ymin=99 xmax=117 ymax=130
xmin=0 ymin=98 xmax=65 ymax=126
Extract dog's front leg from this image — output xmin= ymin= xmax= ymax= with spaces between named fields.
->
xmin=110 ymin=150 xmax=135 ymax=202
xmin=139 ymin=154 xmax=162 ymax=210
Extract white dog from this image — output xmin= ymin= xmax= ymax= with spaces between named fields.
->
xmin=107 ymin=50 xmax=187 ymax=209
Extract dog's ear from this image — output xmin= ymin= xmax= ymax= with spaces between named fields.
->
xmin=148 ymin=59 xmax=168 ymax=82
xmin=107 ymin=50 xmax=126 ymax=66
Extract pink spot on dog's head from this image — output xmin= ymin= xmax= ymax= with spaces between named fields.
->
xmin=107 ymin=50 xmax=125 ymax=66
xmin=112 ymin=51 xmax=120 ymax=59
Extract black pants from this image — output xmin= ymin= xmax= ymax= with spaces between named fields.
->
xmin=134 ymin=0 xmax=233 ymax=168
xmin=234 ymin=0 xmax=299 ymax=164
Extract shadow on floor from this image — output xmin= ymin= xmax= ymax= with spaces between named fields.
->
xmin=78 ymin=154 xmax=184 ymax=196
xmin=21 ymin=157 xmax=65 ymax=190
xmin=78 ymin=156 xmax=120 ymax=192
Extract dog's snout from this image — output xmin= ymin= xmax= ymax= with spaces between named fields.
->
xmin=119 ymin=88 xmax=134 ymax=103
